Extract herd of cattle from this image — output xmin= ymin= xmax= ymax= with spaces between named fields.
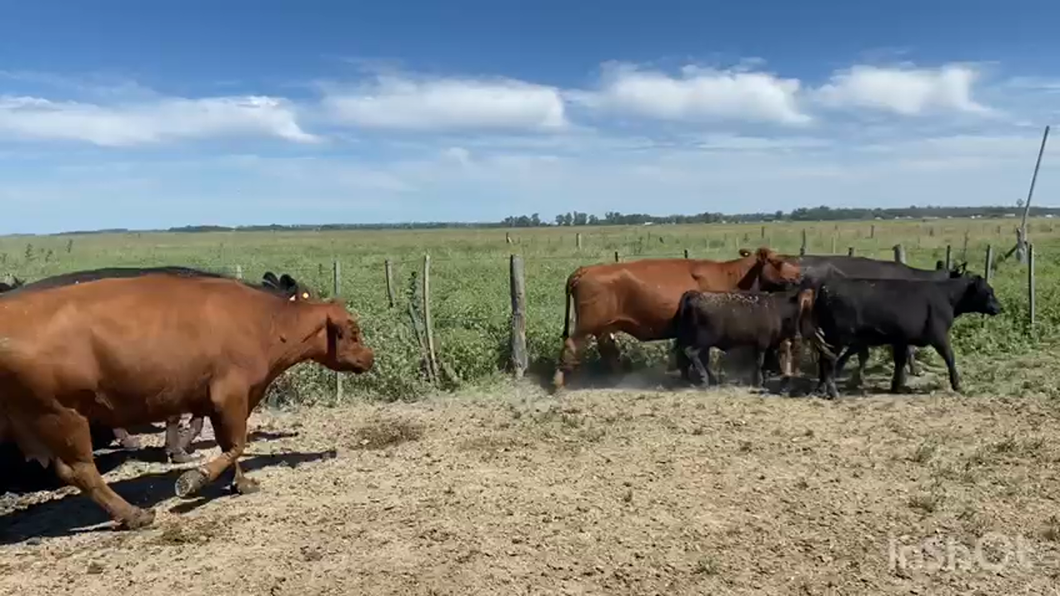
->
xmin=0 ymin=246 xmax=1002 ymax=533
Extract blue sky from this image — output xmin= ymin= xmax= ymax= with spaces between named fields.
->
xmin=1 ymin=0 xmax=1059 ymax=234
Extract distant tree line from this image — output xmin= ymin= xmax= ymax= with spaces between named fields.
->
xmin=38 ymin=204 xmax=1060 ymax=236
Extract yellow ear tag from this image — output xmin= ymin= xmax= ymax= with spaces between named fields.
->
xmin=302 ymin=292 xmax=309 ymax=299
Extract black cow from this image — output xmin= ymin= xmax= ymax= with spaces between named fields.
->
xmin=802 ymin=274 xmax=1002 ymax=399
xmin=673 ymin=288 xmax=807 ymax=389
xmin=752 ymin=251 xmax=969 ymax=383
xmin=0 ymin=277 xmax=24 ymax=293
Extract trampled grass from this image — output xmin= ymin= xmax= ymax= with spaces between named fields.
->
xmin=2 ymin=217 xmax=1058 ymax=401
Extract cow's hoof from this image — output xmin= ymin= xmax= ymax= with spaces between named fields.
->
xmin=233 ymin=476 xmax=261 ymax=495
xmin=175 ymin=468 xmax=209 ymax=498
xmin=168 ymin=451 xmax=202 ymax=465
xmin=116 ymin=507 xmax=155 ymax=530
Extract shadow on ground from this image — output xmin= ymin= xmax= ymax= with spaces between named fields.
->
xmin=0 ymin=428 xmax=301 ymax=497
xmin=0 ymin=450 xmax=336 ymax=545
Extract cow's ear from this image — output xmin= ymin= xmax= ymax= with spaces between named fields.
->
xmin=280 ymin=274 xmax=297 ymax=290
xmin=263 ymin=271 xmax=279 ymax=285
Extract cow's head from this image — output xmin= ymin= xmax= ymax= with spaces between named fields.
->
xmin=315 ymin=301 xmax=375 ymax=374
xmin=0 ymin=276 xmax=24 ymax=293
xmin=958 ymin=275 xmax=1003 ymax=317
xmin=753 ymin=247 xmax=802 ymax=290
xmin=262 ymin=271 xmax=313 ymax=302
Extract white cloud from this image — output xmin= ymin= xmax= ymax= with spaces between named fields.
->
xmin=320 ymin=74 xmax=568 ymax=132
xmin=0 ymin=94 xmax=319 ymax=146
xmin=569 ymin=63 xmax=811 ymax=125
xmin=813 ymin=64 xmax=994 ymax=116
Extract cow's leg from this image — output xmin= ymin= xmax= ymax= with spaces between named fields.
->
xmin=816 ymin=345 xmax=840 ymax=399
xmin=906 ymin=346 xmax=919 ymax=376
xmin=178 ymin=416 xmax=206 ymax=453
xmin=32 ymin=410 xmax=155 ymax=529
xmin=684 ymin=346 xmax=715 ymax=387
xmin=111 ymin=427 xmax=141 ymax=450
xmin=165 ymin=415 xmax=201 ymax=464
xmin=890 ymin=343 xmax=911 ymax=393
xmin=597 ymin=332 xmax=622 ymax=375
xmin=553 ymin=333 xmax=590 ymax=391
xmin=778 ymin=339 xmax=794 ymax=390
xmin=931 ymin=338 xmax=960 ymax=392
xmin=855 ymin=346 xmax=870 ymax=387
xmin=752 ymin=347 xmax=766 ymax=388
xmin=174 ymin=379 xmax=251 ymax=498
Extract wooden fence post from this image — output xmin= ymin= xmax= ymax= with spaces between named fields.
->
xmin=893 ymin=244 xmax=905 ymax=264
xmin=984 ymin=245 xmax=994 ymax=282
xmin=614 ymin=251 xmax=620 ymax=263
xmin=1028 ymin=243 xmax=1036 ymax=333
xmin=683 ymin=248 xmax=689 ymax=259
xmin=235 ymin=265 xmax=243 ymax=280
xmin=333 ymin=259 xmax=343 ymax=401
xmin=384 ymin=259 xmax=396 ymax=308
xmin=505 ymin=232 xmax=512 ymax=245
xmin=944 ymin=245 xmax=952 ymax=270
xmin=847 ymin=247 xmax=855 ymax=257
xmin=576 ymin=233 xmax=582 ymax=250
xmin=831 ymin=235 xmax=837 ymax=254
xmin=800 ymin=230 xmax=807 ymax=256
xmin=509 ymin=255 xmax=527 ymax=379
xmin=760 ymin=225 xmax=766 ymax=239
xmin=423 ymin=255 xmax=438 ymax=383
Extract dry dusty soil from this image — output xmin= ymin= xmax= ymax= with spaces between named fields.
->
xmin=4 ymin=379 xmax=1060 ymax=595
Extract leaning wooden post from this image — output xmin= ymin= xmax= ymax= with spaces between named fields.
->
xmin=984 ymin=245 xmax=994 ymax=282
xmin=614 ymin=251 xmax=620 ymax=263
xmin=423 ymin=254 xmax=439 ymax=383
xmin=384 ymin=259 xmax=396 ymax=308
xmin=944 ymin=245 xmax=952 ymax=270
xmin=509 ymin=255 xmax=528 ymax=379
xmin=1028 ymin=243 xmax=1036 ymax=333
xmin=893 ymin=244 xmax=906 ymax=264
xmin=333 ymin=259 xmax=343 ymax=401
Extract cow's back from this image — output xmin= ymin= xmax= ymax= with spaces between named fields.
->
xmin=799 ymin=255 xmax=947 ymax=281
xmin=571 ymin=260 xmax=705 ymax=340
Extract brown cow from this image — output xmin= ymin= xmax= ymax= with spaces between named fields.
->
xmin=552 ymin=247 xmax=802 ymax=391
xmin=0 ymin=270 xmax=373 ymax=530
xmin=163 ymin=270 xmax=316 ymax=464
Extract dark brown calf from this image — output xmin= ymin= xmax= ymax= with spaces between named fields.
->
xmin=0 ymin=271 xmax=373 ymax=530
xmin=552 ymin=247 xmax=801 ymax=390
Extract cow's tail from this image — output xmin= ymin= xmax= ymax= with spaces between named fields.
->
xmin=561 ymin=269 xmax=583 ymax=341
xmin=800 ymin=282 xmax=838 ymax=361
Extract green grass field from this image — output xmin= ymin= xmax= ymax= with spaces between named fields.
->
xmin=2 ymin=217 xmax=1058 ymax=402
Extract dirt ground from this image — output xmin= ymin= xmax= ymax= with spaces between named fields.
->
xmin=3 ymin=378 xmax=1060 ymax=596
